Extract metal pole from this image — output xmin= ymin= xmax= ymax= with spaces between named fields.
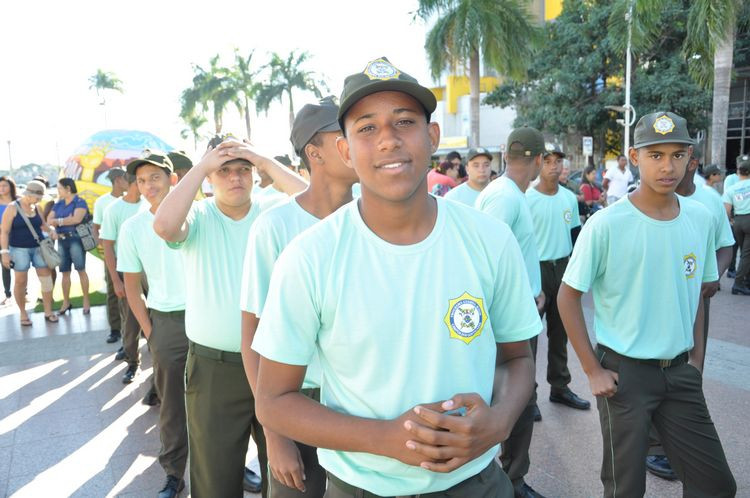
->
xmin=6 ymin=140 xmax=12 ymax=175
xmin=624 ymin=0 xmax=634 ymax=158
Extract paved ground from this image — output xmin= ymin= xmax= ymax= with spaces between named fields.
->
xmin=0 ymin=258 xmax=747 ymax=497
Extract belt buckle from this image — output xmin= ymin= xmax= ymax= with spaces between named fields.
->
xmin=659 ymin=359 xmax=672 ymax=368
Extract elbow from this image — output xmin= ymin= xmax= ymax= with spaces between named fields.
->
xmin=152 ymin=215 xmax=176 ymax=242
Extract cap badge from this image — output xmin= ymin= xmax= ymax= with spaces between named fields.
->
xmin=545 ymin=143 xmax=555 ymax=152
xmin=364 ymin=59 xmax=401 ymax=81
xmin=653 ymin=115 xmax=676 ymax=135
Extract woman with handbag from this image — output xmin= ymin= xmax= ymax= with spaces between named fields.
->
xmin=0 ymin=176 xmax=17 ymax=305
xmin=47 ymin=178 xmax=91 ymax=314
xmin=0 ymin=180 xmax=59 ymax=325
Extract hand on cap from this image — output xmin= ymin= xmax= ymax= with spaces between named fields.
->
xmin=196 ymin=141 xmax=236 ymax=176
xmin=217 ymin=140 xmax=275 ymax=173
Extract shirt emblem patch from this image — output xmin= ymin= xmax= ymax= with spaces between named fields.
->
xmin=653 ymin=115 xmax=676 ymax=135
xmin=683 ymin=253 xmax=697 ymax=279
xmin=364 ymin=59 xmax=401 ymax=81
xmin=444 ymin=292 xmax=488 ymax=344
xmin=563 ymin=209 xmax=573 ymax=224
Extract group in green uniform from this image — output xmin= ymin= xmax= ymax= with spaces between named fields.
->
xmin=723 ymin=154 xmax=750 ymax=295
xmin=558 ymin=111 xmax=736 ymax=497
xmin=252 ymin=57 xmax=541 ymax=497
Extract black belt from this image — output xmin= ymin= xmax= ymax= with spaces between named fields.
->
xmin=150 ymin=309 xmax=185 ymax=318
xmin=598 ymin=345 xmax=688 ymax=368
xmin=327 ymin=473 xmax=383 ymax=497
xmin=189 ymin=341 xmax=243 ymax=364
xmin=540 ymin=256 xmax=569 ymax=266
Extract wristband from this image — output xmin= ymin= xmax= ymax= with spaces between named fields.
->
xmin=0 ymin=249 xmax=9 ymax=255
xmin=58 ymin=218 xmax=64 ymax=226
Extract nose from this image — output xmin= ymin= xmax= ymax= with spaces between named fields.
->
xmin=377 ymin=124 xmax=402 ymax=152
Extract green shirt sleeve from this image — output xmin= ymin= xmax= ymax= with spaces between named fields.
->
xmin=562 ymin=215 xmax=606 ymax=293
xmin=240 ymin=216 xmax=279 ymax=315
xmin=99 ymin=203 xmax=118 ymax=241
xmin=116 ymin=221 xmax=142 ymax=273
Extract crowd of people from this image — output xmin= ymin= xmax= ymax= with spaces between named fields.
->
xmin=0 ymin=56 xmax=747 ymax=498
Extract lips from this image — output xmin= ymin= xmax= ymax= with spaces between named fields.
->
xmin=375 ymin=159 xmax=410 ymax=170
xmin=657 ymin=178 xmax=677 ymax=185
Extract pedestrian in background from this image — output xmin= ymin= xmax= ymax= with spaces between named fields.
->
xmin=0 ymin=176 xmax=18 ymax=304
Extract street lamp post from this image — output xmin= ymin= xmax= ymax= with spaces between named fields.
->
xmin=624 ymin=0 xmax=633 ymax=155
xmin=6 ymin=140 xmax=12 ymax=175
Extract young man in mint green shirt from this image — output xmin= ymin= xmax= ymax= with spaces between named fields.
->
xmin=117 ymin=152 xmax=188 ymax=498
xmin=240 ymin=96 xmax=358 ymax=497
xmin=444 ymin=148 xmax=492 ymax=206
xmin=723 ymin=154 xmax=750 ymax=295
xmin=252 ymin=57 xmax=540 ymax=498
xmin=526 ymin=143 xmax=590 ymax=415
xmin=558 ymin=111 xmax=735 ymax=497
xmin=153 ymin=138 xmax=307 ymax=498
xmin=474 ymin=126 xmax=545 ymax=497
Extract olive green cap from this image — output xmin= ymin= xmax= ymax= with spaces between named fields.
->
xmin=543 ymin=142 xmax=566 ymax=158
xmin=291 ymin=96 xmax=341 ymax=155
xmin=337 ymin=57 xmax=437 ymax=129
xmin=702 ymin=164 xmax=721 ymax=177
xmin=467 ymin=147 xmax=493 ymax=161
xmin=633 ymin=111 xmax=694 ymax=148
xmin=737 ymin=154 xmax=750 ymax=172
xmin=126 ymin=150 xmax=174 ymax=175
xmin=167 ymin=151 xmax=193 ymax=171
xmin=506 ymin=127 xmax=545 ymax=158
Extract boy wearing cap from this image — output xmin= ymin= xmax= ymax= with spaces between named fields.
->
xmin=444 ymin=148 xmax=492 ymax=206
xmin=723 ymin=154 xmax=750 ymax=295
xmin=252 ymin=57 xmax=540 ymax=497
xmin=100 ymin=173 xmax=146 ymax=384
xmin=240 ymin=96 xmax=358 ymax=497
xmin=94 ymin=167 xmax=127 ymax=344
xmin=117 ymin=153 xmax=188 ymax=498
xmin=475 ymin=126 xmax=546 ymax=498
xmin=702 ymin=165 xmax=723 ymax=190
xmin=526 ymin=144 xmax=590 ymax=414
xmin=558 ymin=111 xmax=735 ymax=497
xmin=153 ymin=138 xmax=306 ymax=498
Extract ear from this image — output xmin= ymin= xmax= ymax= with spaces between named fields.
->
xmin=628 ymin=147 xmax=639 ymax=167
xmin=336 ymin=136 xmax=354 ymax=170
xmin=170 ymin=173 xmax=178 ymax=186
xmin=304 ymin=143 xmax=322 ymax=165
xmin=427 ymin=122 xmax=440 ymax=153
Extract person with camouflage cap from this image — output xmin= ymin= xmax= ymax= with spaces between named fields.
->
xmin=723 ymin=153 xmax=750 ymax=295
xmin=252 ymin=57 xmax=540 ymax=497
xmin=558 ymin=111 xmax=736 ymax=497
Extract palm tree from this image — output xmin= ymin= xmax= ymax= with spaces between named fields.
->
xmin=609 ymin=0 xmax=740 ymax=168
xmin=255 ymin=50 xmax=327 ymax=130
xmin=418 ymin=0 xmax=541 ymax=147
xmin=180 ymin=55 xmax=240 ymax=134
xmin=180 ymin=114 xmax=208 ymax=152
xmin=88 ymin=69 xmax=123 ymax=128
xmin=230 ymin=49 xmax=261 ymax=140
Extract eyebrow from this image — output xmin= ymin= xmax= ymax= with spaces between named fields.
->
xmin=352 ymin=107 xmax=420 ymax=126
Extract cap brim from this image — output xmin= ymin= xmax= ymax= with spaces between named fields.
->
xmin=469 ymin=153 xmax=493 ymax=161
xmin=633 ymin=138 xmax=695 ymax=148
xmin=338 ymin=80 xmax=437 ymax=128
xmin=543 ymin=151 xmax=566 ymax=158
xmin=127 ymin=159 xmax=171 ymax=175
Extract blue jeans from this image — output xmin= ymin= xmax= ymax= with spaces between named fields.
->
xmin=57 ymin=235 xmax=86 ymax=272
xmin=9 ymin=246 xmax=47 ymax=271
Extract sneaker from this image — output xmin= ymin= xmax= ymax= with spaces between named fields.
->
xmin=727 ymin=270 xmax=737 ymax=279
xmin=106 ymin=330 xmax=121 ymax=343
xmin=122 ymin=365 xmax=137 ymax=384
xmin=531 ymin=403 xmax=542 ymax=422
xmin=243 ymin=466 xmax=262 ymax=493
xmin=158 ymin=475 xmax=185 ymax=498
xmin=142 ymin=388 xmax=160 ymax=406
xmin=646 ymin=455 xmax=677 ymax=480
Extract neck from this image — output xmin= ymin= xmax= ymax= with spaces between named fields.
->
xmin=62 ymin=194 xmax=74 ymax=203
xmin=111 ymin=186 xmax=125 ymax=197
xmin=123 ymin=189 xmax=140 ymax=203
xmin=504 ymin=168 xmax=530 ymax=192
xmin=466 ymin=179 xmax=487 ymax=192
xmin=618 ymin=164 xmax=626 ymax=172
xmin=296 ymin=176 xmax=354 ymax=219
xmin=0 ymin=194 xmax=11 ymax=203
xmin=629 ymin=185 xmax=679 ymax=221
xmin=215 ymin=196 xmax=252 ymax=220
xmin=740 ymin=173 xmax=750 ymax=180
xmin=358 ymin=177 xmax=437 ymax=245
xmin=675 ymin=169 xmax=696 ymax=196
xmin=536 ymin=177 xmax=559 ymax=195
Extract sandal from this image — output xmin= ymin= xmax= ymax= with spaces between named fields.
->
xmin=20 ymin=317 xmax=32 ymax=326
xmin=44 ymin=314 xmax=59 ymax=323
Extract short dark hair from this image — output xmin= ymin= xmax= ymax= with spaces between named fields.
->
xmin=0 ymin=176 xmax=18 ymax=200
xmin=58 ymin=177 xmax=78 ymax=194
xmin=436 ymin=161 xmax=457 ymax=175
xmin=739 ymin=164 xmax=750 ymax=175
xmin=125 ymin=173 xmax=137 ymax=184
xmin=446 ymin=151 xmax=462 ymax=162
xmin=300 ymin=133 xmax=324 ymax=169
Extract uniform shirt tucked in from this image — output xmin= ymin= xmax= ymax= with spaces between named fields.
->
xmin=51 ymin=195 xmax=88 ymax=234
xmin=563 ymin=196 xmax=718 ymax=359
xmin=169 ymin=197 xmax=262 ymax=352
xmin=93 ymin=192 xmax=118 ymax=226
xmin=117 ymin=209 xmax=186 ymax=312
xmin=679 ymin=186 xmax=734 ymax=249
xmin=253 ymin=198 xmax=541 ymax=496
xmin=100 ymin=198 xmax=145 ymax=253
xmin=526 ymin=186 xmax=581 ymax=261
xmin=604 ymin=166 xmax=634 ymax=199
xmin=475 ymin=176 xmax=542 ymax=296
xmin=240 ymin=197 xmax=321 ymax=388
xmin=722 ymin=178 xmax=750 ymax=215
xmin=444 ymin=182 xmax=482 ymax=207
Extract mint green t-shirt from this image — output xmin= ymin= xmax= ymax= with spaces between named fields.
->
xmin=92 ymin=192 xmax=117 ymax=226
xmin=680 ymin=186 xmax=734 ymax=249
xmin=253 ymin=198 xmax=541 ymax=496
xmin=724 ymin=173 xmax=739 ymax=192
xmin=526 ymin=186 xmax=581 ymax=261
xmin=475 ymin=176 xmax=542 ymax=295
xmin=444 ymin=182 xmax=482 ymax=207
xmin=169 ymin=198 xmax=262 ymax=351
xmin=117 ymin=209 xmax=186 ymax=312
xmin=100 ymin=198 xmax=145 ymax=253
xmin=722 ymin=178 xmax=750 ymax=215
xmin=253 ymin=183 xmax=288 ymax=210
xmin=563 ymin=196 xmax=718 ymax=359
xmin=240 ymin=196 xmax=321 ymax=388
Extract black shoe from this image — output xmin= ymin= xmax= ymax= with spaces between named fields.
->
xmin=550 ymin=389 xmax=591 ymax=410
xmin=532 ymin=404 xmax=542 ymax=422
xmin=646 ymin=455 xmax=677 ymax=481
xmin=243 ymin=466 xmax=262 ymax=493
xmin=727 ymin=270 xmax=737 ymax=278
xmin=158 ymin=475 xmax=185 ymax=498
xmin=731 ymin=285 xmax=750 ymax=296
xmin=514 ymin=482 xmax=546 ymax=498
xmin=106 ymin=330 xmax=121 ymax=343
xmin=142 ymin=389 xmax=160 ymax=406
xmin=114 ymin=347 xmax=126 ymax=361
xmin=122 ymin=365 xmax=137 ymax=384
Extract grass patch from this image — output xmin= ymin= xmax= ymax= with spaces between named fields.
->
xmin=34 ymin=290 xmax=107 ymax=312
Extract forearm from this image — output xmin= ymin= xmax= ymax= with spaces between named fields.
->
xmin=717 ymin=246 xmax=733 ymax=277
xmin=0 ymin=231 xmax=8 ymax=250
xmin=154 ymin=164 xmax=205 ymax=242
xmin=102 ymin=241 xmax=120 ymax=283
xmin=558 ymin=284 xmax=600 ymax=374
xmin=490 ymin=345 xmax=535 ymax=441
xmin=92 ymin=224 xmax=100 ymax=244
xmin=689 ymin=294 xmax=706 ymax=369
xmin=261 ymin=157 xmax=308 ymax=195
xmin=123 ymin=273 xmax=151 ymax=337
xmin=240 ymin=312 xmax=261 ymax=394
